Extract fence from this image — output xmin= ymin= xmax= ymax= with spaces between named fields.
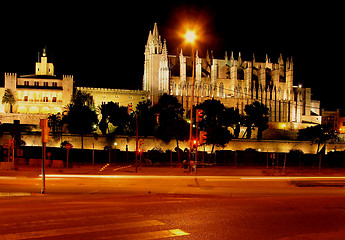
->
xmin=4 ymin=146 xmax=345 ymax=168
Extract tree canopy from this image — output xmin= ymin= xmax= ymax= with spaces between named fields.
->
xmin=244 ymin=101 xmax=269 ymax=140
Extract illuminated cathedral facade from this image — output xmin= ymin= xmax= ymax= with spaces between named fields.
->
xmin=143 ymin=23 xmax=321 ymax=129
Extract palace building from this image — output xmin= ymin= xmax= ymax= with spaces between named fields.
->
xmin=143 ymin=23 xmax=321 ymax=129
xmin=0 ymin=48 xmax=73 ymax=124
xmin=0 ymin=48 xmax=149 ymax=125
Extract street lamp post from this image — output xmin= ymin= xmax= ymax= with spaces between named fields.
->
xmin=184 ymin=30 xmax=197 ymax=161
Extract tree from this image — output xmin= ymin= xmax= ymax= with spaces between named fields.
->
xmin=109 ymin=106 xmax=135 ymax=135
xmin=98 ymin=101 xmax=119 ymax=135
xmin=70 ymin=90 xmax=93 ymax=107
xmin=298 ymin=124 xmax=338 ymax=169
xmin=196 ymin=99 xmax=232 ymax=155
xmin=224 ymin=107 xmax=242 ymax=138
xmin=298 ymin=124 xmax=337 ymax=154
xmin=63 ymin=90 xmax=98 ymax=149
xmin=244 ymin=101 xmax=269 ymax=140
xmin=136 ymin=100 xmax=155 ymax=137
xmin=48 ymin=113 xmax=62 ymax=133
xmin=64 ymin=105 xmax=98 ymax=149
xmin=153 ymin=94 xmax=189 ymax=163
xmin=2 ymin=89 xmax=16 ymax=113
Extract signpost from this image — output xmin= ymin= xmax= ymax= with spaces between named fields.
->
xmin=65 ymin=143 xmax=72 ymax=168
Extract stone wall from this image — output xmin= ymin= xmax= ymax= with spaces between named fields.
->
xmin=2 ymin=132 xmax=345 ymax=154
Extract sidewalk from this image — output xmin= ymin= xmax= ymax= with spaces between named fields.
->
xmin=1 ymin=164 xmax=345 ymax=177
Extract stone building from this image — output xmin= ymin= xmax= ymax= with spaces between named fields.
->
xmin=77 ymin=87 xmax=149 ymax=111
xmin=143 ymin=23 xmax=321 ymax=129
xmin=0 ymin=48 xmax=149 ymax=125
xmin=0 ymin=48 xmax=73 ymax=124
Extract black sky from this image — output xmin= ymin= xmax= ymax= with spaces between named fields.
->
xmin=0 ymin=1 xmax=343 ymax=111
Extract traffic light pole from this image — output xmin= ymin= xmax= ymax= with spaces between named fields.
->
xmin=40 ymin=119 xmax=50 ymax=194
xmin=189 ymin=46 xmax=195 ymax=161
xmin=195 ymin=121 xmax=198 ymax=177
xmin=135 ymin=115 xmax=138 ymax=173
xmin=41 ymin=142 xmax=46 ymax=194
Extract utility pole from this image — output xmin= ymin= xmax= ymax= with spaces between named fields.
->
xmin=40 ymin=119 xmax=50 ymax=194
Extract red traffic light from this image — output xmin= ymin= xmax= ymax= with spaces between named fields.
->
xmin=138 ymin=139 xmax=144 ymax=153
xmin=196 ymin=109 xmax=204 ymax=122
xmin=199 ymin=131 xmax=207 ymax=144
xmin=127 ymin=104 xmax=133 ymax=115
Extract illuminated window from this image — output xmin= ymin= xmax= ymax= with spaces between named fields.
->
xmin=24 ymin=96 xmax=28 ymax=101
xmin=28 ymin=106 xmax=39 ymax=114
xmin=17 ymin=106 xmax=27 ymax=113
xmin=41 ymin=107 xmax=50 ymax=114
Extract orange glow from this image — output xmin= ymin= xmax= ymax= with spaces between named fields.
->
xmin=166 ymin=7 xmax=216 ymax=52
xmin=184 ymin=30 xmax=197 ymax=43
xmin=339 ymin=127 xmax=345 ymax=134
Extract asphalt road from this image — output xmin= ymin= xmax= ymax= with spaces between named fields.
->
xmin=1 ymin=174 xmax=345 ymax=196
xmin=1 ymin=193 xmax=345 ymax=239
xmin=1 ymin=172 xmax=345 ymax=239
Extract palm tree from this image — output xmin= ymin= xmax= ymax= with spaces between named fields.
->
xmin=2 ymin=89 xmax=16 ymax=113
xmin=70 ymin=90 xmax=93 ymax=107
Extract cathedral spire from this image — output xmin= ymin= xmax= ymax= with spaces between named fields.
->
xmin=145 ymin=23 xmax=162 ymax=54
xmin=162 ymin=39 xmax=168 ymax=57
xmin=153 ymin=22 xmax=159 ymax=40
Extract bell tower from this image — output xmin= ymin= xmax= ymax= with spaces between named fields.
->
xmin=143 ymin=23 xmax=168 ymax=104
xmin=35 ymin=48 xmax=54 ymax=76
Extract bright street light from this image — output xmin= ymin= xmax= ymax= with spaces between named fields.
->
xmin=185 ymin=30 xmax=197 ymax=43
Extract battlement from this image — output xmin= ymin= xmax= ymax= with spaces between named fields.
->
xmin=63 ymin=75 xmax=73 ymax=80
xmin=77 ymin=87 xmax=149 ymax=96
xmin=5 ymin=72 xmax=17 ymax=78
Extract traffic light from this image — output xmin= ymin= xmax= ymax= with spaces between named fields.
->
xmin=42 ymin=126 xmax=50 ymax=143
xmin=196 ymin=109 xmax=203 ymax=122
xmin=192 ymin=138 xmax=198 ymax=149
xmin=155 ymin=113 xmax=160 ymax=125
xmin=138 ymin=139 xmax=144 ymax=152
xmin=40 ymin=119 xmax=50 ymax=143
xmin=199 ymin=131 xmax=207 ymax=145
xmin=127 ymin=104 xmax=133 ymax=115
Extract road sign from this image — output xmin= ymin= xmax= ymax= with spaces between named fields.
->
xmin=65 ymin=143 xmax=72 ymax=150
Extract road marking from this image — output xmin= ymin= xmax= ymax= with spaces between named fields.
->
xmin=0 ymin=213 xmax=143 ymax=229
xmin=0 ymin=192 xmax=31 ymax=197
xmin=0 ymin=206 xmax=124 ymax=218
xmin=99 ymin=229 xmax=190 ymax=239
xmin=0 ymin=220 xmax=165 ymax=240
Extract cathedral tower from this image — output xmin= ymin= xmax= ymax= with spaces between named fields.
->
xmin=143 ymin=23 xmax=169 ymax=104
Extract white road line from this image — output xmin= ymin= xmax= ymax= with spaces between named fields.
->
xmin=0 ymin=220 xmax=165 ymax=240
xmin=99 ymin=228 xmax=190 ymax=239
xmin=0 ymin=213 xmax=143 ymax=229
xmin=0 ymin=206 xmax=124 ymax=217
xmin=0 ymin=192 xmax=31 ymax=197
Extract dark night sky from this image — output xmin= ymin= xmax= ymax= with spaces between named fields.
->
xmin=0 ymin=1 xmax=343 ymax=111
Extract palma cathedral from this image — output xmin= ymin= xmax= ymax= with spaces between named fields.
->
xmin=143 ymin=23 xmax=321 ymax=129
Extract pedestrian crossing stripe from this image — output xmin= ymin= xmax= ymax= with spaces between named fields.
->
xmin=99 ymin=229 xmax=191 ymax=239
xmin=0 ymin=220 xmax=164 ymax=240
